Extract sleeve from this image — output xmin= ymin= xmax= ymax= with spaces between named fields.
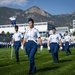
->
xmin=20 ymin=33 xmax=23 ymax=39
xmin=48 ymin=35 xmax=51 ymax=41
xmin=12 ymin=34 xmax=15 ymax=39
xmin=58 ymin=34 xmax=61 ymax=40
xmin=64 ymin=36 xmax=66 ymax=40
xmin=24 ymin=33 xmax=28 ymax=39
xmin=37 ymin=30 xmax=40 ymax=38
xmin=69 ymin=36 xmax=71 ymax=40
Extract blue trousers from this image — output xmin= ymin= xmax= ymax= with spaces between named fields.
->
xmin=74 ymin=43 xmax=75 ymax=48
xmin=50 ymin=43 xmax=59 ymax=63
xmin=62 ymin=43 xmax=65 ymax=51
xmin=65 ymin=42 xmax=71 ymax=56
xmin=14 ymin=41 xmax=21 ymax=62
xmin=25 ymin=41 xmax=37 ymax=73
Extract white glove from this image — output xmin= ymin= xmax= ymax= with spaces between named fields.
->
xmin=40 ymin=45 xmax=43 ymax=51
xmin=21 ymin=45 xmax=24 ymax=50
xmin=11 ymin=44 xmax=13 ymax=47
xmin=60 ymin=47 xmax=63 ymax=50
xmin=48 ymin=46 xmax=50 ymax=50
xmin=69 ymin=43 xmax=70 ymax=45
xmin=63 ymin=44 xmax=65 ymax=46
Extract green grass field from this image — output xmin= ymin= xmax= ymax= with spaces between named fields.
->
xmin=0 ymin=47 xmax=75 ymax=75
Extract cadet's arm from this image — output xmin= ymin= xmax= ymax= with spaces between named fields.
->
xmin=22 ymin=38 xmax=26 ymax=46
xmin=59 ymin=40 xmax=62 ymax=47
xmin=38 ymin=37 xmax=42 ymax=46
xmin=48 ymin=40 xmax=50 ymax=47
xmin=11 ymin=38 xmax=14 ymax=44
xmin=21 ymin=37 xmax=24 ymax=43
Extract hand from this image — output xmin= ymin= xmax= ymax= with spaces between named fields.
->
xmin=60 ymin=47 xmax=63 ymax=50
xmin=63 ymin=44 xmax=65 ymax=46
xmin=40 ymin=45 xmax=43 ymax=51
xmin=48 ymin=46 xmax=50 ymax=50
xmin=21 ymin=45 xmax=24 ymax=50
xmin=11 ymin=44 xmax=13 ymax=47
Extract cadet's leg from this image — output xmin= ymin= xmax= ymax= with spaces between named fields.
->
xmin=15 ymin=46 xmax=19 ymax=62
xmin=29 ymin=43 xmax=37 ymax=73
xmin=54 ymin=44 xmax=59 ymax=62
xmin=14 ymin=42 xmax=20 ymax=62
xmin=25 ymin=42 xmax=32 ymax=73
xmin=50 ymin=44 xmax=56 ymax=63
xmin=74 ymin=43 xmax=75 ymax=48
xmin=65 ymin=42 xmax=69 ymax=56
xmin=52 ymin=51 xmax=56 ymax=62
xmin=68 ymin=45 xmax=71 ymax=54
xmin=62 ymin=43 xmax=65 ymax=51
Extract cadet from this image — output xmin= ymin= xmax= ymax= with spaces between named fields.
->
xmin=48 ymin=27 xmax=62 ymax=63
xmin=61 ymin=36 xmax=65 ymax=51
xmin=64 ymin=31 xmax=71 ymax=56
xmin=21 ymin=18 xmax=43 ymax=74
xmin=12 ymin=25 xmax=23 ymax=62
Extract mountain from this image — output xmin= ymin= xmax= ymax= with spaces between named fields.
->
xmin=24 ymin=6 xmax=57 ymax=24
xmin=54 ymin=13 xmax=75 ymax=28
xmin=0 ymin=6 xmax=75 ymax=28
xmin=0 ymin=7 xmax=25 ymax=24
xmin=25 ymin=6 xmax=52 ymax=17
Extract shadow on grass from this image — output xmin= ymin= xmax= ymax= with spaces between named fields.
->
xmin=0 ymin=59 xmax=29 ymax=67
xmin=59 ymin=59 xmax=72 ymax=63
xmin=37 ymin=66 xmax=59 ymax=72
xmin=0 ymin=63 xmax=13 ymax=67
xmin=20 ymin=59 xmax=29 ymax=62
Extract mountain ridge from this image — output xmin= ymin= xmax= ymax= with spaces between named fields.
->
xmin=0 ymin=6 xmax=75 ymax=28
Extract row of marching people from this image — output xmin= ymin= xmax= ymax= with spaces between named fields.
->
xmin=61 ymin=35 xmax=75 ymax=51
xmin=11 ymin=18 xmax=72 ymax=74
xmin=47 ymin=28 xmax=72 ymax=63
xmin=0 ymin=42 xmax=11 ymax=48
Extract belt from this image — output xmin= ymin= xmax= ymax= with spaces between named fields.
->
xmin=66 ymin=41 xmax=69 ymax=42
xmin=28 ymin=40 xmax=34 ymax=42
xmin=51 ymin=42 xmax=58 ymax=44
xmin=14 ymin=41 xmax=20 ymax=42
xmin=28 ymin=40 xmax=37 ymax=42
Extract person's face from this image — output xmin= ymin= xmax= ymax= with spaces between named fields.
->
xmin=15 ymin=28 xmax=18 ymax=32
xmin=65 ymin=32 xmax=68 ymax=35
xmin=28 ymin=21 xmax=34 ymax=28
xmin=52 ymin=29 xmax=56 ymax=34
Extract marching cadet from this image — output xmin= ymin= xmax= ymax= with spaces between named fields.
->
xmin=61 ymin=36 xmax=65 ymax=51
xmin=21 ymin=18 xmax=43 ymax=74
xmin=73 ymin=39 xmax=75 ymax=48
xmin=12 ymin=25 xmax=23 ymax=62
xmin=48 ymin=27 xmax=62 ymax=63
xmin=64 ymin=31 xmax=71 ymax=56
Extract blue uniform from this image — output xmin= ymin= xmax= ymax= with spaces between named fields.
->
xmin=12 ymin=31 xmax=23 ymax=62
xmin=64 ymin=35 xmax=71 ymax=55
xmin=61 ymin=38 xmax=65 ymax=51
xmin=73 ymin=40 xmax=75 ymax=48
xmin=24 ymin=28 xmax=40 ymax=73
xmin=48 ymin=33 xmax=61 ymax=62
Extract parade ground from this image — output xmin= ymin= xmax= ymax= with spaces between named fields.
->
xmin=0 ymin=48 xmax=75 ymax=75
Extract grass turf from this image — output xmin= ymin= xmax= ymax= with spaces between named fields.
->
xmin=0 ymin=47 xmax=75 ymax=75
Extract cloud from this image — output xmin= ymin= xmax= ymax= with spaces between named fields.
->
xmin=0 ymin=0 xmax=28 ymax=6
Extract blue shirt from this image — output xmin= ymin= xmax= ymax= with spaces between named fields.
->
xmin=24 ymin=28 xmax=40 ymax=42
xmin=48 ymin=33 xmax=61 ymax=43
xmin=12 ymin=32 xmax=23 ymax=41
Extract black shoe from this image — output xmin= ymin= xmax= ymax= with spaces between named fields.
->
xmin=16 ymin=61 xmax=20 ymax=64
xmin=28 ymin=70 xmax=36 ymax=74
xmin=57 ymin=60 xmax=59 ymax=63
xmin=54 ymin=60 xmax=59 ymax=63
xmin=28 ymin=71 xmax=36 ymax=74
xmin=70 ymin=52 xmax=72 ymax=55
xmin=49 ymin=50 xmax=51 ymax=53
